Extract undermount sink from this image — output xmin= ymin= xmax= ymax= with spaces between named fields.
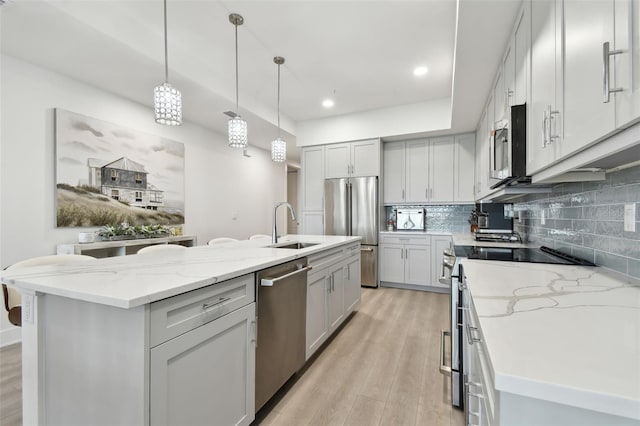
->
xmin=268 ymin=242 xmax=320 ymax=250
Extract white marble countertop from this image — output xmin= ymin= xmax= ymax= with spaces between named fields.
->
xmin=462 ymin=259 xmax=640 ymax=420
xmin=1 ymin=235 xmax=360 ymax=309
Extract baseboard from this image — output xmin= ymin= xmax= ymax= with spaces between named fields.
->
xmin=0 ymin=326 xmax=21 ymax=347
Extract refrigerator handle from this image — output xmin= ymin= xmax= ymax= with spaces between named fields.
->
xmin=347 ymin=183 xmax=353 ymax=236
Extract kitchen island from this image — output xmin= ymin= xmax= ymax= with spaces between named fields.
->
xmin=461 ymin=259 xmax=640 ymax=425
xmin=1 ymin=235 xmax=361 ymax=426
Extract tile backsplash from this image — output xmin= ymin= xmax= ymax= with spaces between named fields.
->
xmin=385 ymin=205 xmax=474 ymax=233
xmin=513 ymin=165 xmax=640 ymax=279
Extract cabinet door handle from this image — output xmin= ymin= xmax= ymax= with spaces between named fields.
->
xmin=466 ymin=323 xmax=482 ymax=344
xmin=603 ymin=41 xmax=625 ymax=103
xmin=549 ymin=107 xmax=560 ymax=142
xmin=426 ymin=188 xmax=428 ymax=200
xmin=405 ymin=248 xmax=408 ymax=258
xmin=542 ymin=108 xmax=549 ymax=147
xmin=326 ymin=276 xmax=331 ymax=293
xmin=400 ymin=248 xmax=403 ymax=259
xmin=402 ymin=189 xmax=405 ymax=200
xmin=202 ymin=297 xmax=231 ymax=312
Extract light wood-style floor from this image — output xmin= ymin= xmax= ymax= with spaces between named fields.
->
xmin=0 ymin=287 xmax=463 ymax=426
xmin=0 ymin=341 xmax=21 ymax=426
xmin=254 ymin=287 xmax=464 ymax=426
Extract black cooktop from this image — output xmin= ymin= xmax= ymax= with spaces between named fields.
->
xmin=454 ymin=245 xmax=596 ymax=266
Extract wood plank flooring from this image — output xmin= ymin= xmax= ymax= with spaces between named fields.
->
xmin=254 ymin=287 xmax=465 ymax=426
xmin=0 ymin=287 xmax=464 ymax=426
xmin=0 ymin=342 xmax=22 ymax=426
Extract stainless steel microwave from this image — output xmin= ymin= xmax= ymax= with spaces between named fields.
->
xmin=489 ymin=104 xmax=527 ymax=189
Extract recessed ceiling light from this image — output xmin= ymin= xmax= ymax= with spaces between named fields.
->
xmin=322 ymin=99 xmax=335 ymax=108
xmin=413 ymin=66 xmax=429 ymax=77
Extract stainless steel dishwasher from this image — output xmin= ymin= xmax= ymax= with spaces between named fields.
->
xmin=255 ymin=258 xmax=311 ymax=412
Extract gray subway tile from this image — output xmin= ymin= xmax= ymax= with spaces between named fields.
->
xmin=595 ymin=221 xmax=625 ymax=237
xmin=609 ymin=204 xmax=625 ymax=220
xmin=584 ymin=205 xmax=611 ymax=220
xmin=561 ymin=207 xmax=584 ymax=219
xmin=627 ymin=185 xmax=640 ymax=202
xmin=595 ymin=186 xmax=627 ymax=204
xmin=610 ymin=237 xmax=640 ymax=260
xmin=628 ymin=259 xmax=640 ymax=280
xmin=572 ymin=219 xmax=596 ymax=233
xmin=583 ymin=234 xmax=611 ymax=252
xmin=571 ymin=246 xmax=595 ymax=263
xmin=595 ymin=251 xmax=628 ymax=275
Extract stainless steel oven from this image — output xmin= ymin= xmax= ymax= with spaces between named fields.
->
xmin=438 ymin=247 xmax=463 ymax=408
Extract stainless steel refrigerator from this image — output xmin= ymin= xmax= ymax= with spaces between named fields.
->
xmin=324 ymin=176 xmax=378 ymax=288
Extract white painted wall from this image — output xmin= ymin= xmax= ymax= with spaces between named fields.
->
xmin=0 ymin=55 xmax=286 ymax=345
xmin=295 ymin=97 xmax=452 ymax=146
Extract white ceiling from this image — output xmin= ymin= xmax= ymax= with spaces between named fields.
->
xmin=0 ymin=0 xmax=521 ymax=164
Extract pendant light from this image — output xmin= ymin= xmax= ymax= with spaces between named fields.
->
xmin=271 ymin=56 xmax=286 ymax=163
xmin=154 ymin=0 xmax=182 ymax=126
xmin=228 ymin=13 xmax=248 ymax=148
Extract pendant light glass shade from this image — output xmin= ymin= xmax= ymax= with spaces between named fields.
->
xmin=271 ymin=56 xmax=286 ymax=162
xmin=271 ymin=137 xmax=286 ymax=162
xmin=228 ymin=116 xmax=248 ymax=148
xmin=228 ymin=13 xmax=248 ymax=148
xmin=154 ymin=0 xmax=182 ymax=126
xmin=154 ymin=82 xmax=182 ymax=125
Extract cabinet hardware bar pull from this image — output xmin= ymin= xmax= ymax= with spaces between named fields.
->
xmin=439 ymin=330 xmax=452 ymax=376
xmin=466 ymin=323 xmax=482 ymax=344
xmin=466 ymin=381 xmax=482 ymax=389
xmin=603 ymin=41 xmax=625 ymax=103
xmin=261 ymin=265 xmax=312 ymax=286
xmin=549 ymin=109 xmax=560 ymax=141
xmin=541 ymin=109 xmax=548 ymax=147
xmin=202 ymin=297 xmax=232 ymax=311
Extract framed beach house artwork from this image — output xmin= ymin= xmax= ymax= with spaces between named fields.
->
xmin=55 ymin=109 xmax=185 ymax=227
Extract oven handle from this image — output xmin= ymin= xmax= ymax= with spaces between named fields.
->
xmin=439 ymin=330 xmax=452 ymax=376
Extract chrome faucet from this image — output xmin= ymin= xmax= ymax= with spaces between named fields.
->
xmin=272 ymin=202 xmax=296 ymax=244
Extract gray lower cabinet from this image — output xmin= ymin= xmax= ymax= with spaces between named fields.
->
xmin=306 ymin=243 xmax=362 ymax=360
xmin=150 ymin=302 xmax=256 ymax=426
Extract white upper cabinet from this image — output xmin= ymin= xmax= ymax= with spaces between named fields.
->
xmin=405 ymin=139 xmax=430 ymax=203
xmin=383 ymin=142 xmax=405 ymax=204
xmin=513 ymin=4 xmax=530 ymax=106
xmin=528 ymin=0 xmax=562 ymax=175
xmin=615 ymin=0 xmax=640 ymax=126
xmin=429 ymin=136 xmax=455 ymax=202
xmin=325 ymin=139 xmax=380 ymax=178
xmin=324 ymin=143 xmax=351 ymax=178
xmin=475 ymin=109 xmax=488 ymax=198
xmin=454 ymin=133 xmax=476 ymax=203
xmin=383 ymin=135 xmax=468 ymax=204
xmin=301 ymin=146 xmax=325 ymax=211
xmin=494 ymin=67 xmax=506 ymax=122
xmin=503 ymin=42 xmax=516 ymax=110
xmin=562 ymin=0 xmax=617 ymax=157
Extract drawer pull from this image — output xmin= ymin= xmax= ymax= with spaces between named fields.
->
xmin=202 ymin=297 xmax=231 ymax=312
xmin=360 ymin=247 xmax=374 ymax=252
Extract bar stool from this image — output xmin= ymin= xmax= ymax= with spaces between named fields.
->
xmin=2 ymin=254 xmax=96 ymax=327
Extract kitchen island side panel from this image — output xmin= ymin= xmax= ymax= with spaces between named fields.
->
xmin=38 ymin=293 xmax=149 ymax=425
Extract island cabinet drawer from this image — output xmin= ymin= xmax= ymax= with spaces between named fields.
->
xmin=308 ymin=246 xmax=345 ymax=270
xmin=380 ymin=234 xmax=431 ymax=246
xmin=149 ymin=273 xmax=255 ymax=347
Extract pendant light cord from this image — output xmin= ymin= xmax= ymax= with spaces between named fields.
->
xmin=235 ymin=23 xmax=239 ymax=114
xmin=163 ymin=0 xmax=168 ymax=83
xmin=277 ymin=62 xmax=281 ymax=137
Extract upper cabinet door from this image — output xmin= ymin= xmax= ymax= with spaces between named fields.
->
xmin=562 ymin=0 xmax=616 ymax=158
xmin=405 ymin=139 xmax=430 ymax=203
xmin=429 ymin=136 xmax=455 ymax=202
xmin=325 ymin=143 xmax=351 ymax=178
xmin=503 ymin=43 xmax=516 ymax=109
xmin=383 ymin=142 xmax=405 ymax=204
xmin=301 ymin=146 xmax=325 ymax=211
xmin=351 ymin=139 xmax=380 ymax=177
xmin=514 ymin=4 xmax=530 ymax=106
xmin=615 ymin=0 xmax=640 ymax=127
xmin=454 ymin=133 xmax=476 ymax=202
xmin=494 ymin=68 xmax=506 ymax=122
xmin=528 ymin=0 xmax=562 ymax=175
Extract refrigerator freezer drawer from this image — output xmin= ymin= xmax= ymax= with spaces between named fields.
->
xmin=360 ymin=245 xmax=378 ymax=288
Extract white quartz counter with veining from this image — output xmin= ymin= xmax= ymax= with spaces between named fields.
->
xmin=451 ymin=232 xmax=533 ymax=248
xmin=462 ymin=259 xmax=640 ymax=421
xmin=1 ymin=235 xmax=360 ymax=309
